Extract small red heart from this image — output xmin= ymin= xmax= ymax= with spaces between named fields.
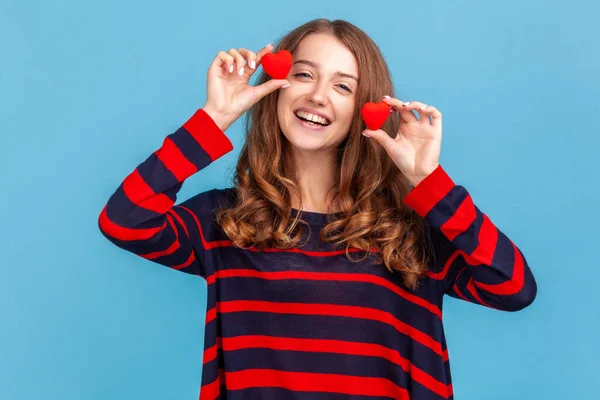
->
xmin=361 ymin=101 xmax=391 ymax=130
xmin=261 ymin=50 xmax=293 ymax=79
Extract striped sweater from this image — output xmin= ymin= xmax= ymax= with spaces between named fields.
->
xmin=98 ymin=108 xmax=537 ymax=400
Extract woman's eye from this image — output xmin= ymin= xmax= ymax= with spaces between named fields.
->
xmin=293 ymin=73 xmax=352 ymax=93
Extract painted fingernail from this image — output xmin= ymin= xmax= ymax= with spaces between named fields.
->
xmin=229 ymin=65 xmax=234 ymax=73
xmin=420 ymin=104 xmax=428 ymax=110
xmin=250 ymin=60 xmax=256 ymax=69
xmin=238 ymin=67 xmax=245 ymax=76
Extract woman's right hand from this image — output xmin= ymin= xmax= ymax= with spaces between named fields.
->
xmin=202 ymin=44 xmax=290 ymax=131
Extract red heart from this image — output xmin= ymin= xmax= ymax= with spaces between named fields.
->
xmin=261 ymin=50 xmax=293 ymax=79
xmin=361 ymin=101 xmax=391 ymax=130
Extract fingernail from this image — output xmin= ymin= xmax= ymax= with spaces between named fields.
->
xmin=362 ymin=131 xmax=370 ymax=137
xmin=382 ymin=95 xmax=390 ymax=99
xmin=265 ymin=43 xmax=273 ymax=48
xmin=238 ymin=67 xmax=244 ymax=76
xmin=281 ymin=83 xmax=290 ymax=88
xmin=250 ymin=60 xmax=256 ymax=69
xmin=403 ymin=101 xmax=410 ymax=107
xmin=420 ymin=104 xmax=428 ymax=110
xmin=229 ymin=65 xmax=234 ymax=73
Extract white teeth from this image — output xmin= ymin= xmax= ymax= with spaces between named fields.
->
xmin=295 ymin=111 xmax=330 ymax=125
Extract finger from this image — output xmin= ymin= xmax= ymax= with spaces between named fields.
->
xmin=361 ymin=127 xmax=396 ymax=152
xmin=400 ymin=100 xmax=430 ymax=124
xmin=237 ymin=48 xmax=258 ymax=77
xmin=238 ymin=47 xmax=256 ymax=74
xmin=255 ymin=43 xmax=274 ymax=66
xmin=252 ymin=78 xmax=290 ymax=101
xmin=382 ymin=96 xmax=418 ymax=123
xmin=214 ymin=50 xmax=235 ymax=74
xmin=421 ymin=105 xmax=442 ymax=128
xmin=407 ymin=102 xmax=438 ymax=125
xmin=227 ymin=48 xmax=246 ymax=76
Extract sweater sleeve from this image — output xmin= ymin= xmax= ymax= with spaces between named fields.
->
xmin=97 ymin=108 xmax=234 ymax=278
xmin=402 ymin=165 xmax=537 ymax=312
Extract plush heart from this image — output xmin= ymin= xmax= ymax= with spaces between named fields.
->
xmin=261 ymin=50 xmax=293 ymax=79
xmin=361 ymin=101 xmax=391 ymax=130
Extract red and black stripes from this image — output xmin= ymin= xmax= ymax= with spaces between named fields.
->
xmin=403 ymin=164 xmax=537 ymax=312
xmin=98 ymin=109 xmax=536 ymax=400
xmin=98 ymin=109 xmax=233 ymax=276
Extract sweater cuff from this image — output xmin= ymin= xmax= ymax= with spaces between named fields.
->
xmin=182 ymin=108 xmax=234 ymax=161
xmin=402 ymin=164 xmax=456 ymax=217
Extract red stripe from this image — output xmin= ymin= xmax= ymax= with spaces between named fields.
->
xmin=99 ymin=168 xmax=172 ymax=241
xmin=122 ymin=169 xmax=152 ymax=203
xmin=139 ymin=215 xmax=180 ymax=258
xmin=183 ymin=108 xmax=234 ymax=161
xmin=137 ymin=214 xmax=194 ymax=270
xmin=157 ymin=214 xmax=194 ymax=269
xmin=451 ymin=266 xmax=470 ymax=302
xmin=474 ymin=240 xmax=525 ymax=295
xmin=98 ymin=204 xmax=165 ymax=241
xmin=171 ymin=250 xmax=196 ymax=270
xmin=426 ymin=249 xmax=462 ymax=280
xmin=176 ymin=205 xmax=232 ymax=250
xmin=206 ymin=273 xmax=216 ymax=286
xmin=220 ymin=335 xmax=451 ymax=398
xmin=167 ymin=208 xmax=190 ymax=238
xmin=452 ymin=283 xmax=469 ymax=302
xmin=224 ymin=368 xmax=409 ymax=399
xmin=205 ymin=307 xmax=217 ymax=324
xmin=203 ymin=344 xmax=218 ymax=365
xmin=216 ymin=269 xmax=443 ymax=320
xmin=440 ymin=194 xmax=477 ymax=241
xmin=122 ymin=169 xmax=174 ymax=214
xmin=402 ymin=164 xmax=455 ymax=217
xmin=140 ymin=240 xmax=178 ymax=259
xmin=154 ymin=137 xmax=197 ymax=182
xmin=218 ymin=300 xmax=443 ymax=357
xmin=466 ymin=278 xmax=495 ymax=309
xmin=464 ymin=213 xmax=498 ymax=266
xmin=199 ymin=377 xmax=219 ymax=400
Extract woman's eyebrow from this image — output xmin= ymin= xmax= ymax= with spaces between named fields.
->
xmin=293 ymin=59 xmax=359 ymax=82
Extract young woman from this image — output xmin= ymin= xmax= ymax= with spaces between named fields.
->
xmin=99 ymin=18 xmax=537 ymax=400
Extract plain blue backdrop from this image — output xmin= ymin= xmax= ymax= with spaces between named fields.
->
xmin=1 ymin=0 xmax=598 ymax=399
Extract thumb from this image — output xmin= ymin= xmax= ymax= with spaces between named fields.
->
xmin=253 ymin=79 xmax=290 ymax=101
xmin=362 ymin=128 xmax=395 ymax=150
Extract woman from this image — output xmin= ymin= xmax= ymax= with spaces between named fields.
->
xmin=98 ymin=18 xmax=537 ymax=400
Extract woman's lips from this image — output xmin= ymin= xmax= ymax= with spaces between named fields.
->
xmin=294 ymin=113 xmax=330 ymax=130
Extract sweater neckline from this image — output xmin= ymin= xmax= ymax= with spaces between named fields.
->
xmin=290 ymin=207 xmax=345 ymax=225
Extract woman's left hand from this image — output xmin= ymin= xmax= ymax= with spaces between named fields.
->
xmin=362 ymin=96 xmax=442 ymax=187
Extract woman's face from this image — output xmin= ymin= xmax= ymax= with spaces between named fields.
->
xmin=277 ymin=33 xmax=359 ymax=154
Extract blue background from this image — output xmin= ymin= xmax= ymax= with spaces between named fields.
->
xmin=2 ymin=0 xmax=598 ymax=398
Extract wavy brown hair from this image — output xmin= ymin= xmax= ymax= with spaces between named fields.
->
xmin=215 ymin=18 xmax=434 ymax=290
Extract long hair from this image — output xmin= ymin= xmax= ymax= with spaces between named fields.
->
xmin=215 ymin=18 xmax=434 ymax=290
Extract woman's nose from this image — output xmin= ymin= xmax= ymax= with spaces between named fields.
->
xmin=308 ymin=85 xmax=328 ymax=106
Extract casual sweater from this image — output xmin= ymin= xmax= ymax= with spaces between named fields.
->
xmin=98 ymin=108 xmax=537 ymax=400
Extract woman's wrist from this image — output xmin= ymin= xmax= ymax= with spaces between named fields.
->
xmin=201 ymin=106 xmax=235 ymax=132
